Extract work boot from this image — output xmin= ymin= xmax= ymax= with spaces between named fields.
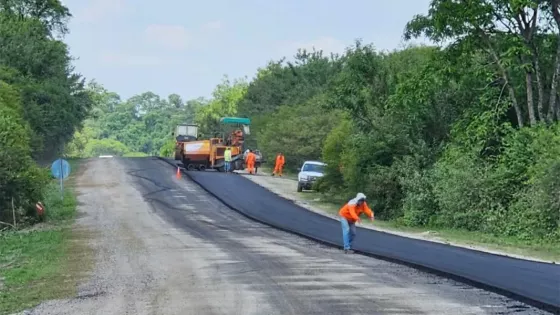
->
xmin=344 ymin=249 xmax=354 ymax=254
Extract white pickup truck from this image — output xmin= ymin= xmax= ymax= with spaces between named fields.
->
xmin=297 ymin=160 xmax=326 ymax=192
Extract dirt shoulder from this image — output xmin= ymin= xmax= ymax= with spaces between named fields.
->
xmin=0 ymin=159 xmax=95 ymax=315
xmin=241 ymin=172 xmax=558 ymax=264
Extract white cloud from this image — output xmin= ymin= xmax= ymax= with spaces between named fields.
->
xmin=144 ymin=24 xmax=191 ymax=50
xmin=284 ymin=36 xmax=348 ymax=56
xmin=99 ymin=52 xmax=166 ymax=67
xmin=201 ymin=20 xmax=222 ymax=31
xmin=78 ymin=0 xmax=125 ymax=22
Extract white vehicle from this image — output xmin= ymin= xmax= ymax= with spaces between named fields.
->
xmin=297 ymin=161 xmax=326 ymax=192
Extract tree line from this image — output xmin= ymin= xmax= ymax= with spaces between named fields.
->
xmin=0 ymin=0 xmax=94 ymax=223
xmin=3 ymin=0 xmax=558 ymax=243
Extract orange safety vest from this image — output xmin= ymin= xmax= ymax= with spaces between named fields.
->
xmin=339 ymin=201 xmax=374 ymax=223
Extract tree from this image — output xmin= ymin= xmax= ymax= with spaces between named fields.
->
xmin=0 ymin=80 xmax=48 ymax=221
xmin=0 ymin=0 xmax=71 ymax=37
xmin=195 ymin=76 xmax=248 ymax=135
xmin=404 ymin=0 xmax=560 ymax=126
xmin=0 ymin=12 xmax=93 ymax=160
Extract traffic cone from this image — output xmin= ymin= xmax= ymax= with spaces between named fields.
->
xmin=176 ymin=167 xmax=181 ymax=179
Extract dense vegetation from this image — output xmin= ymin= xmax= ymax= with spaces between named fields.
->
xmin=64 ymin=75 xmax=248 ymax=158
xmin=0 ymin=0 xmax=93 ymax=224
xmin=4 ymin=0 xmax=558 ymax=244
xmin=237 ymin=0 xmax=559 ymax=243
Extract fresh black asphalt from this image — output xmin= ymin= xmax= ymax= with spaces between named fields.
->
xmin=165 ymin=159 xmax=560 ymax=313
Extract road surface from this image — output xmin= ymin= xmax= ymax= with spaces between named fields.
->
xmin=22 ymin=157 xmax=551 ymax=315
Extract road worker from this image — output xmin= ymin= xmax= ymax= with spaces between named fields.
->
xmin=272 ymin=152 xmax=285 ymax=176
xmin=338 ymin=192 xmax=374 ymax=254
xmin=224 ymin=147 xmax=232 ymax=173
xmin=245 ymin=149 xmax=256 ymax=175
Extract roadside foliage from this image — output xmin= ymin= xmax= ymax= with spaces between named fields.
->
xmin=0 ymin=0 xmax=91 ymax=224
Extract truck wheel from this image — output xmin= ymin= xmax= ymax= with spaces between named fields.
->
xmin=297 ymin=183 xmax=303 ymax=192
xmin=234 ymin=160 xmax=243 ymax=171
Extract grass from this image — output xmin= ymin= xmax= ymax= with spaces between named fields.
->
xmin=0 ymin=159 xmax=94 ymax=315
xmin=259 ymin=165 xmax=298 ymax=180
xmin=296 ymin=189 xmax=560 ymax=262
xmin=123 ymin=151 xmax=149 ymax=157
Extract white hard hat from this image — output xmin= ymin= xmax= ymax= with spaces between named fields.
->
xmin=356 ymin=193 xmax=366 ymax=200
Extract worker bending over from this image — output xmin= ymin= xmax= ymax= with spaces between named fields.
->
xmin=245 ymin=149 xmax=256 ymax=175
xmin=338 ymin=193 xmax=374 ymax=254
xmin=272 ymin=153 xmax=285 ymax=176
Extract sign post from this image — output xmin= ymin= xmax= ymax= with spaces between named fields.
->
xmin=59 ymin=158 xmax=63 ymax=199
xmin=50 ymin=158 xmax=71 ymax=200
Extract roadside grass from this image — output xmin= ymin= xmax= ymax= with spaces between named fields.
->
xmin=123 ymin=151 xmax=149 ymax=157
xmin=259 ymin=164 xmax=298 ymax=180
xmin=0 ymin=159 xmax=94 ymax=315
xmin=295 ymin=189 xmax=560 ymax=262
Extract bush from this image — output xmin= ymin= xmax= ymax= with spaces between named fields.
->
xmin=84 ymin=138 xmax=129 ymax=157
xmin=394 ymin=153 xmax=439 ymax=226
xmin=317 ymin=117 xmax=352 ymax=194
xmin=0 ymin=81 xmax=49 ymax=223
xmin=497 ymin=124 xmax=560 ymax=241
xmin=428 ymin=123 xmax=560 ymax=241
xmin=159 ymin=139 xmax=175 ymax=157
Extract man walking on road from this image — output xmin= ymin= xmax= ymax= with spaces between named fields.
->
xmin=224 ymin=147 xmax=232 ymax=172
xmin=339 ymin=193 xmax=374 ymax=254
xmin=272 ymin=152 xmax=285 ymax=176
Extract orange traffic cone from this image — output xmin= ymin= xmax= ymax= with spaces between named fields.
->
xmin=176 ymin=167 xmax=181 ymax=179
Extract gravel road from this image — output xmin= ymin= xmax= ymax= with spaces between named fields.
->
xmin=18 ymin=157 xmax=551 ymax=315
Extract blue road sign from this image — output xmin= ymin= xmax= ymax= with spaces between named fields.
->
xmin=51 ymin=159 xmax=71 ymax=180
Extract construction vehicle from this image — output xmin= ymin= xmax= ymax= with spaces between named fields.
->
xmin=173 ymin=117 xmax=262 ymax=172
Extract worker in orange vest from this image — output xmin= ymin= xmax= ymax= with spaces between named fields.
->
xmin=245 ymin=149 xmax=256 ymax=175
xmin=338 ymin=192 xmax=374 ymax=254
xmin=272 ymin=152 xmax=285 ymax=176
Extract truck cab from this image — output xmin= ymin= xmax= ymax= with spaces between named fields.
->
xmin=174 ymin=124 xmax=198 ymax=160
xmin=297 ymin=161 xmax=326 ymax=192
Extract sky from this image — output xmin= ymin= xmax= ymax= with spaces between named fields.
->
xmin=61 ymin=0 xmax=432 ymax=101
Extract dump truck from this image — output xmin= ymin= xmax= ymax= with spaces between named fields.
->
xmin=173 ymin=117 xmax=262 ymax=172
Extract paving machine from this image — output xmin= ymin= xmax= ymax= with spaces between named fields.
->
xmin=173 ymin=117 xmax=262 ymax=172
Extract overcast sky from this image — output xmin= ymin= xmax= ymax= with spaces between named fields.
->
xmin=61 ymin=0 xmax=432 ymax=101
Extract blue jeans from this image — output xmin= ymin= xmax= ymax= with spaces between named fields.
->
xmin=224 ymin=161 xmax=231 ymax=172
xmin=340 ymin=218 xmax=356 ymax=250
